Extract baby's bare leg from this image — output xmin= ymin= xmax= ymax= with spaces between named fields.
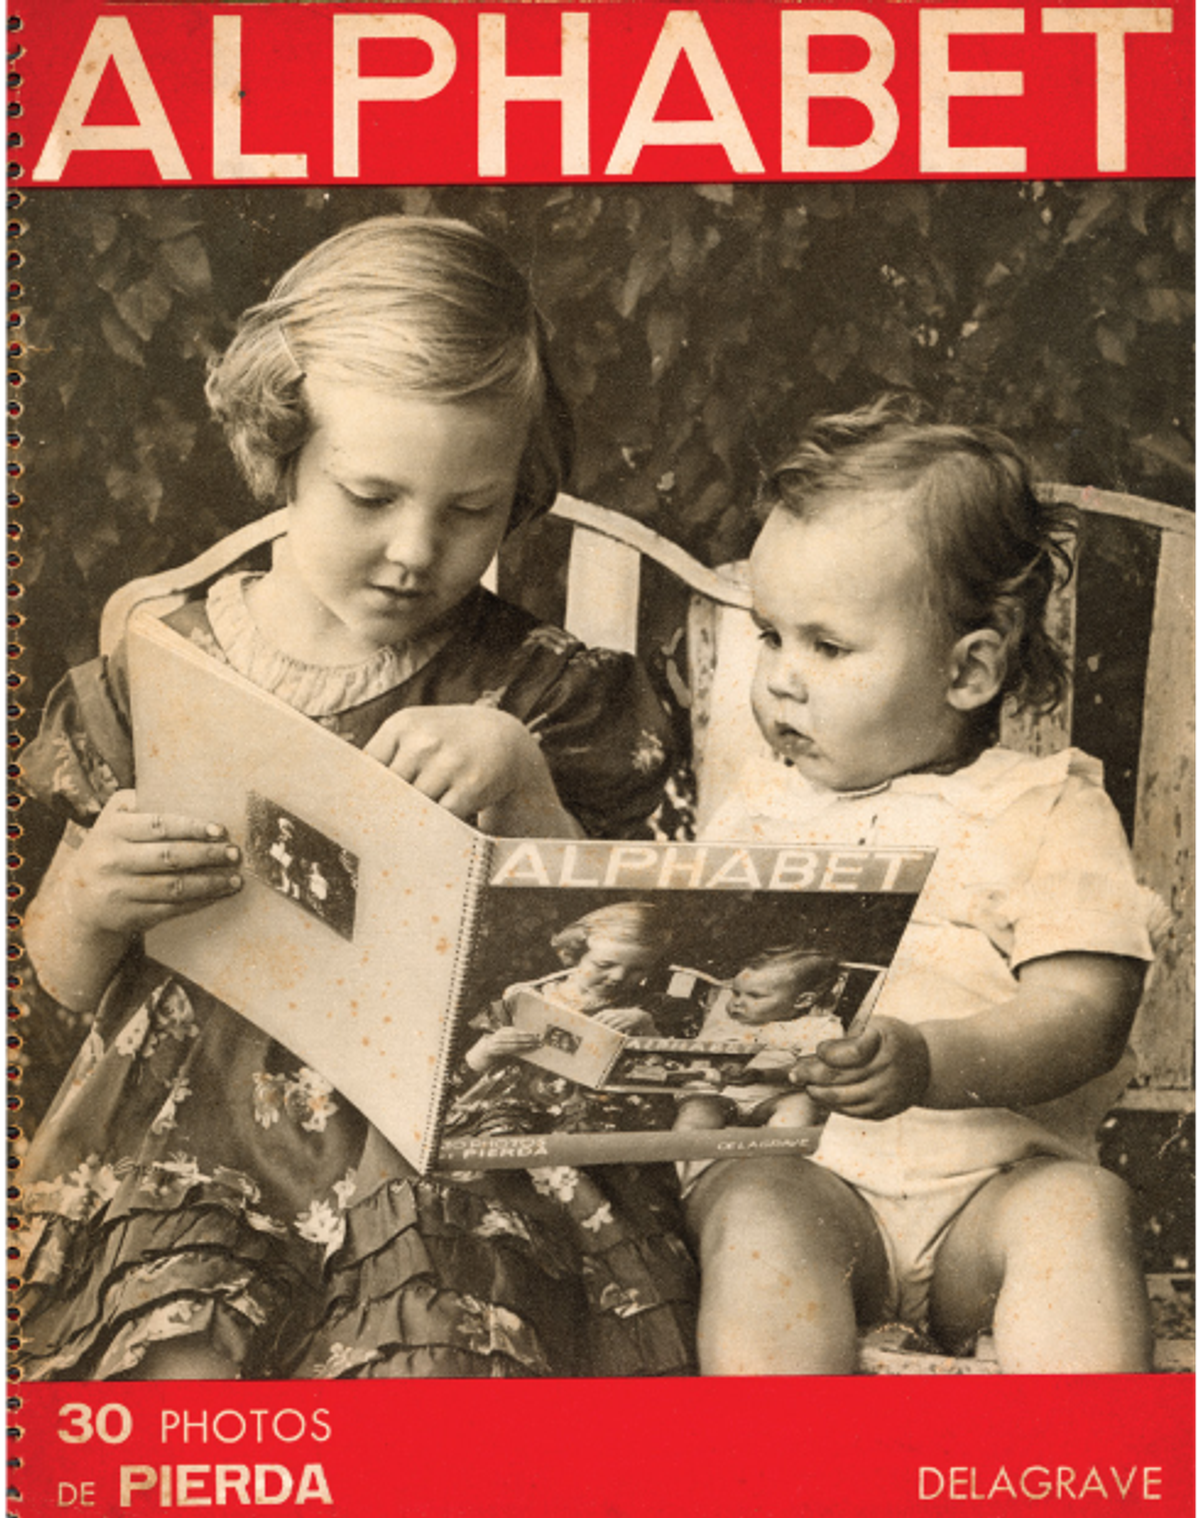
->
xmin=928 ymin=1156 xmax=1152 ymax=1373
xmin=686 ymin=1156 xmax=889 ymax=1375
xmin=764 ymin=1090 xmax=822 ymax=1127
xmin=674 ymin=1094 xmax=731 ymax=1130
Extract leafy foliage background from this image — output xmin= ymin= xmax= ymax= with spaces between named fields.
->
xmin=17 ymin=181 xmax=1192 ymax=702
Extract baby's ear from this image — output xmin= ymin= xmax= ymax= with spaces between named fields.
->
xmin=947 ymin=628 xmax=1006 ymax=712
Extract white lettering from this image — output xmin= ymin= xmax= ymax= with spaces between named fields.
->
xmin=34 ymin=17 xmax=189 ymax=181
xmin=254 ymin=1466 xmax=294 ymax=1506
xmin=768 ymin=850 xmax=820 ymax=890
xmin=478 ymin=13 xmax=589 ymax=176
xmin=989 ymin=1466 xmax=1018 ymax=1499
xmin=704 ymin=849 xmax=763 ymax=890
xmin=919 ymin=8 xmax=1025 ymax=173
xmin=212 ymin=18 xmax=306 ymax=179
xmin=603 ymin=846 xmax=659 ymax=886
xmin=1078 ymin=1467 xmax=1108 ymax=1498
xmin=211 ymin=1410 xmax=246 ymax=1444
xmin=1042 ymin=8 xmax=1172 ymax=171
xmin=215 ymin=1467 xmax=251 ymax=1504
xmin=177 ymin=1465 xmax=212 ymax=1507
xmin=656 ymin=847 xmax=708 ymax=888
xmin=490 ymin=842 xmax=552 ymax=887
xmin=877 ymin=851 xmax=930 ymax=892
xmin=820 ymin=852 xmax=868 ymax=891
xmin=333 ymin=15 xmax=456 ymax=178
xmin=272 ymin=1409 xmax=306 ymax=1444
xmin=295 ymin=1465 xmax=334 ymax=1505
xmin=120 ymin=1467 xmax=157 ymax=1508
xmin=559 ymin=844 xmax=602 ymax=888
xmin=781 ymin=11 xmax=899 ymax=172
xmin=607 ymin=11 xmax=763 ymax=175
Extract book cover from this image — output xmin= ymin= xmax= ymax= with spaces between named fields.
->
xmin=10 ymin=1 xmax=1194 ymax=1514
xmin=128 ymin=610 xmax=933 ymax=1172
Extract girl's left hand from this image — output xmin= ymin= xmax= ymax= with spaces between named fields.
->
xmin=364 ymin=706 xmax=582 ymax=837
xmin=787 ymin=1017 xmax=931 ymax=1120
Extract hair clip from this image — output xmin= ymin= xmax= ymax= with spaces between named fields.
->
xmin=274 ymin=323 xmax=305 ymax=384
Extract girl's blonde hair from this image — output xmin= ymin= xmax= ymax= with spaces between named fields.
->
xmin=760 ymin=393 xmax=1074 ymax=730
xmin=206 ymin=216 xmax=573 ymax=528
xmin=551 ymin=902 xmax=671 ymax=967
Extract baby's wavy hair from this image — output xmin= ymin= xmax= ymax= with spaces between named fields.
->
xmin=551 ymin=902 xmax=672 ymax=967
xmin=760 ymin=394 xmax=1075 ymax=730
xmin=739 ymin=945 xmax=841 ymax=1014
xmin=205 ymin=216 xmax=574 ymax=530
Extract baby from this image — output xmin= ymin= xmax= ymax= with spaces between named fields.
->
xmin=674 ymin=946 xmax=844 ymax=1129
xmin=688 ymin=395 xmax=1161 ymax=1376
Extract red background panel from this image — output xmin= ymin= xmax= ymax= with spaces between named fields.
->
xmin=13 ymin=2 xmax=1195 ymax=187
xmin=13 ymin=1375 xmax=1197 ymax=1516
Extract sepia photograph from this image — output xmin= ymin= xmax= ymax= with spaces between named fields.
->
xmin=245 ymin=793 xmax=360 ymax=942
xmin=15 ymin=177 xmax=1192 ymax=1391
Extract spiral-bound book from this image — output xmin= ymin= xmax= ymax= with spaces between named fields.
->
xmin=13 ymin=2 xmax=1192 ymax=1505
xmin=128 ymin=611 xmax=934 ymax=1174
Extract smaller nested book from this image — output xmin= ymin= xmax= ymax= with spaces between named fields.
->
xmin=128 ymin=613 xmax=935 ymax=1174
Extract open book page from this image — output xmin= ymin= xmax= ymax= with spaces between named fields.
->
xmin=128 ymin=612 xmax=488 ymax=1173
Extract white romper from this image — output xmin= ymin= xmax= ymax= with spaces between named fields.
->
xmin=705 ymin=745 xmax=1162 ymax=1323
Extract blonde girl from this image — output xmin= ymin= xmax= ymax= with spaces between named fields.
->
xmin=18 ymin=218 xmax=695 ymax=1382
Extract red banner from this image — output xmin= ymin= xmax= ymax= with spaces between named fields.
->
xmin=13 ymin=1375 xmax=1197 ymax=1515
xmin=13 ymin=2 xmax=1195 ymax=188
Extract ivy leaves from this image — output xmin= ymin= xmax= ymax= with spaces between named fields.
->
xmin=18 ymin=179 xmax=1194 ymax=708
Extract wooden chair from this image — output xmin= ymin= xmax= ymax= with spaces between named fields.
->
xmin=102 ymin=484 xmax=1195 ymax=1369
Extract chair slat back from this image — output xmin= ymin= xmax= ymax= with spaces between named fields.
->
xmin=1128 ymin=521 xmax=1195 ymax=1089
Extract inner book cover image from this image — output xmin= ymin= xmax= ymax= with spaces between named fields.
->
xmin=128 ymin=612 xmax=933 ymax=1174
xmin=437 ymin=874 xmax=919 ymax=1168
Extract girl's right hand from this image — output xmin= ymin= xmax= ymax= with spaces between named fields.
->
xmin=64 ymin=790 xmax=243 ymax=938
xmin=591 ymin=1006 xmax=657 ymax=1034
xmin=465 ymin=1027 xmax=542 ymax=1073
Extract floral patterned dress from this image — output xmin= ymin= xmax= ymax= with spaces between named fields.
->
xmin=17 ymin=575 xmax=698 ymax=1381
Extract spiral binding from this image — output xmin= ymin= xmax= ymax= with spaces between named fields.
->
xmin=6 ymin=8 xmax=25 ymax=1498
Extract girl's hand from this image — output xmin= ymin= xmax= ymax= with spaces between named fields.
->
xmin=592 ymin=1006 xmax=657 ymax=1034
xmin=465 ymin=1027 xmax=542 ymax=1073
xmin=364 ymin=706 xmax=583 ymax=837
xmin=787 ymin=1018 xmax=931 ymax=1120
xmin=64 ymin=790 xmax=242 ymax=938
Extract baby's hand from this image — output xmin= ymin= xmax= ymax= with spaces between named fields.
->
xmin=591 ymin=1007 xmax=657 ymax=1034
xmin=787 ymin=1017 xmax=930 ymax=1120
xmin=465 ymin=1027 xmax=542 ymax=1073
xmin=65 ymin=790 xmax=242 ymax=938
xmin=364 ymin=706 xmax=578 ymax=836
